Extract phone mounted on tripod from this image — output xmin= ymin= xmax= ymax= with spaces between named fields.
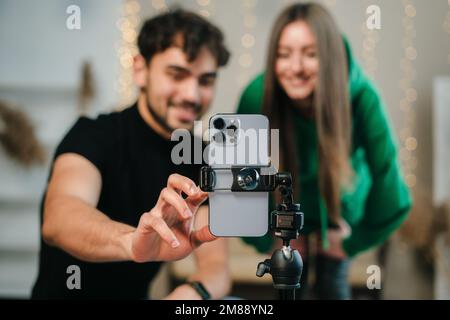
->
xmin=200 ymin=165 xmax=303 ymax=242
xmin=200 ymin=165 xmax=305 ymax=299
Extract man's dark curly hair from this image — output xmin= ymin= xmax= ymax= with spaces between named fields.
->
xmin=138 ymin=8 xmax=230 ymax=67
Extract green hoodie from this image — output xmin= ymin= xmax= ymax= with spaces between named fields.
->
xmin=237 ymin=38 xmax=412 ymax=258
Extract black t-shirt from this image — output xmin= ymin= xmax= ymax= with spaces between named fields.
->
xmin=31 ymin=104 xmax=203 ymax=299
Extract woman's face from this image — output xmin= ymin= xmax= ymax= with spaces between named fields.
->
xmin=275 ymin=21 xmax=319 ymax=102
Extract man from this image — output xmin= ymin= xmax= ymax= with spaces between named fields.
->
xmin=31 ymin=9 xmax=231 ymax=299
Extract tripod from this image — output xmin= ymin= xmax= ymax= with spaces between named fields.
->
xmin=256 ymin=173 xmax=304 ymax=300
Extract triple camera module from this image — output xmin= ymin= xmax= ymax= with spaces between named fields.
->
xmin=209 ymin=116 xmax=262 ymax=192
xmin=212 ymin=117 xmax=239 ymax=144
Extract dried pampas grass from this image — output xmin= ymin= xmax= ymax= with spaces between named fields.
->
xmin=0 ymin=100 xmax=46 ymax=166
xmin=78 ymin=61 xmax=95 ymax=115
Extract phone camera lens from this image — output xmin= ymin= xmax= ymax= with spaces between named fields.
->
xmin=213 ymin=117 xmax=225 ymax=130
xmin=212 ymin=131 xmax=225 ymax=143
xmin=237 ymin=168 xmax=260 ymax=191
xmin=226 ymin=125 xmax=238 ymax=136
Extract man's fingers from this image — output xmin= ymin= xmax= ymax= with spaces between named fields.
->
xmin=167 ymin=174 xmax=199 ymax=196
xmin=159 ymin=187 xmax=192 ymax=219
xmin=187 ymin=190 xmax=209 ymax=208
xmin=190 ymin=225 xmax=216 ymax=248
xmin=142 ymin=212 xmax=180 ymax=248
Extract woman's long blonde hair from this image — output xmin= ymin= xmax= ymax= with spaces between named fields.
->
xmin=263 ymin=2 xmax=353 ymax=223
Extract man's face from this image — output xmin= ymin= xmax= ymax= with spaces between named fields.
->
xmin=139 ymin=46 xmax=218 ymax=132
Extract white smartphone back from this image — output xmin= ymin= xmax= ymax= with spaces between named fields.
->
xmin=207 ymin=114 xmax=269 ymax=237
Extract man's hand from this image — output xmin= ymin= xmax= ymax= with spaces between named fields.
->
xmin=130 ymin=174 xmax=214 ymax=262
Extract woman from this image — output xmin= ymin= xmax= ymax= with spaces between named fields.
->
xmin=237 ymin=3 xmax=412 ymax=299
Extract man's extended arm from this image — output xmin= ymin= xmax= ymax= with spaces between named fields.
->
xmin=43 ymin=153 xmax=214 ymax=263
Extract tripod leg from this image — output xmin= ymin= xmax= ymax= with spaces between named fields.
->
xmin=279 ymin=289 xmax=296 ymax=300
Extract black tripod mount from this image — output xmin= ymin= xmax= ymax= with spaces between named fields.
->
xmin=255 ymin=173 xmax=304 ymax=300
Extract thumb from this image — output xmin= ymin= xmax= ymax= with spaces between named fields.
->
xmin=190 ymin=225 xmax=216 ymax=248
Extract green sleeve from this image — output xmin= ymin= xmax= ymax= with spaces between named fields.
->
xmin=342 ymin=80 xmax=413 ymax=257
xmin=236 ymin=73 xmax=265 ymax=114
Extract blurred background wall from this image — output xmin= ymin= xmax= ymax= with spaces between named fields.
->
xmin=0 ymin=0 xmax=449 ymax=298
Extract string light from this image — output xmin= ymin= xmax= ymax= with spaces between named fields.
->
xmin=322 ymin=0 xmax=337 ymax=9
xmin=445 ymin=1 xmax=450 ymax=65
xmin=116 ymin=0 xmax=141 ymax=109
xmin=443 ymin=3 xmax=450 ymax=34
xmin=151 ymin=0 xmax=168 ymax=12
xmin=196 ymin=0 xmax=212 ymax=18
xmin=399 ymin=0 xmax=418 ymax=188
xmin=237 ymin=0 xmax=258 ymax=88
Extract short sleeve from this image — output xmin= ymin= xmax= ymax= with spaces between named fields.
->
xmin=54 ymin=116 xmax=113 ymax=173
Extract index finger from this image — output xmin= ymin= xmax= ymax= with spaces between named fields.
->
xmin=167 ymin=174 xmax=199 ymax=196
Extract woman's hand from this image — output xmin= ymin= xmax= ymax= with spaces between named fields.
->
xmin=319 ymin=219 xmax=351 ymax=260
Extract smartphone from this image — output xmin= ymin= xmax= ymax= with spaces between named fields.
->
xmin=207 ymin=113 xmax=270 ymax=237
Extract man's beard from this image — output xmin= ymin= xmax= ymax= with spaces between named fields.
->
xmin=146 ymin=99 xmax=174 ymax=133
xmin=145 ymin=99 xmax=202 ymax=134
